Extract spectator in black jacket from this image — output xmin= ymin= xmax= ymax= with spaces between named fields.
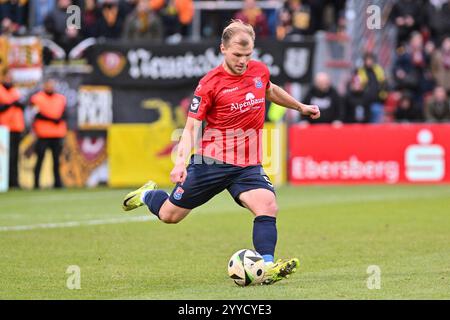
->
xmin=394 ymin=90 xmax=423 ymax=122
xmin=59 ymin=25 xmax=84 ymax=56
xmin=95 ymin=0 xmax=125 ymax=39
xmin=303 ymin=72 xmax=342 ymax=123
xmin=393 ymin=32 xmax=435 ymax=105
xmin=423 ymin=0 xmax=450 ymax=45
xmin=81 ymin=0 xmax=99 ymax=38
xmin=44 ymin=0 xmax=73 ymax=45
xmin=389 ymin=0 xmax=424 ymax=48
xmin=343 ymin=74 xmax=371 ymax=123
xmin=0 ymin=0 xmax=28 ymax=33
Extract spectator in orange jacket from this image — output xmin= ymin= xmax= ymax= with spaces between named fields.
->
xmin=149 ymin=0 xmax=194 ymax=38
xmin=0 ymin=73 xmax=25 ymax=188
xmin=30 ymin=79 xmax=67 ymax=189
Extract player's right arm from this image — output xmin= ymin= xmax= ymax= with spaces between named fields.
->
xmin=170 ymin=80 xmax=212 ymax=184
xmin=170 ymin=117 xmax=202 ymax=184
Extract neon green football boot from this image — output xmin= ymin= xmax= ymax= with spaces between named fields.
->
xmin=262 ymin=258 xmax=300 ymax=285
xmin=122 ymin=181 xmax=157 ymax=211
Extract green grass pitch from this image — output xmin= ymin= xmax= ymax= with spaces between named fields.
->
xmin=0 ymin=185 xmax=449 ymax=299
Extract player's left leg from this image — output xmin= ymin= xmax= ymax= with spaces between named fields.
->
xmin=228 ymin=166 xmax=299 ymax=284
xmin=227 ymin=166 xmax=278 ymax=263
xmin=238 ymin=188 xmax=278 ymax=264
xmin=238 ymin=188 xmax=299 ymax=284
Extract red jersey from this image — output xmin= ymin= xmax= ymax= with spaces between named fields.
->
xmin=188 ymin=60 xmax=271 ymax=166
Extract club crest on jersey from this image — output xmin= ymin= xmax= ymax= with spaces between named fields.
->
xmin=253 ymin=77 xmax=263 ymax=89
xmin=189 ymin=95 xmax=202 ymax=114
xmin=174 ymin=186 xmax=185 ymax=200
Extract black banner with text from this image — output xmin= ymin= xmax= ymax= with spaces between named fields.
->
xmin=87 ymin=40 xmax=315 ymax=89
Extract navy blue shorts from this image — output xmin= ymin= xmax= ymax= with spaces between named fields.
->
xmin=169 ymin=155 xmax=275 ymax=210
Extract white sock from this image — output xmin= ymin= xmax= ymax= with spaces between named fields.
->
xmin=140 ymin=190 xmax=151 ymax=203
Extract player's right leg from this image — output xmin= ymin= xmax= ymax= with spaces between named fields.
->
xmin=122 ymin=155 xmax=230 ymax=223
xmin=122 ymin=180 xmax=191 ymax=223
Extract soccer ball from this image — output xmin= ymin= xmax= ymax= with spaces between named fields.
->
xmin=228 ymin=249 xmax=266 ymax=286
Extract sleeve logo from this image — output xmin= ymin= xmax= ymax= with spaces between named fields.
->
xmin=189 ymin=95 xmax=202 ymax=113
xmin=253 ymin=77 xmax=263 ymax=89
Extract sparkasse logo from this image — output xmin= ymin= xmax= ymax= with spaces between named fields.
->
xmin=405 ymin=129 xmax=445 ymax=182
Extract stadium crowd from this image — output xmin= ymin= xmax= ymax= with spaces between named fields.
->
xmin=299 ymin=0 xmax=450 ymax=124
xmin=0 ymin=0 xmax=346 ymax=41
xmin=1 ymin=1 xmax=449 ymax=124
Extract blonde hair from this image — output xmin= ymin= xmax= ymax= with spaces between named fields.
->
xmin=221 ymin=19 xmax=255 ymax=47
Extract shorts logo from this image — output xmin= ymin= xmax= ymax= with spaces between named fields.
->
xmin=190 ymin=95 xmax=202 ymax=113
xmin=173 ymin=186 xmax=185 ymax=200
xmin=254 ymin=77 xmax=263 ymax=89
xmin=263 ymin=175 xmax=274 ymax=188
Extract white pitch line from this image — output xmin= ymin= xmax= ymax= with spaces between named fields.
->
xmin=0 ymin=215 xmax=156 ymax=232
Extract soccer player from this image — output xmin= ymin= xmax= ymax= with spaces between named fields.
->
xmin=122 ymin=20 xmax=320 ymax=285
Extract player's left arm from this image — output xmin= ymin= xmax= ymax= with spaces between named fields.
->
xmin=266 ymin=81 xmax=320 ymax=119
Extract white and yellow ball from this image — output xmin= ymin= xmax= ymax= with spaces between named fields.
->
xmin=227 ymin=249 xmax=266 ymax=286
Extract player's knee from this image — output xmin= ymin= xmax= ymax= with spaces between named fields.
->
xmin=159 ymin=213 xmax=181 ymax=224
xmin=266 ymin=200 xmax=278 ymax=216
xmin=158 ymin=208 xmax=176 ymax=224
xmin=159 ymin=216 xmax=181 ymax=224
xmin=163 ymin=218 xmax=181 ymax=224
xmin=158 ymin=202 xmax=189 ymax=224
xmin=254 ymin=200 xmax=278 ymax=217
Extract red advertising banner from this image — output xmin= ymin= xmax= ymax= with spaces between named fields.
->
xmin=288 ymin=124 xmax=450 ymax=184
